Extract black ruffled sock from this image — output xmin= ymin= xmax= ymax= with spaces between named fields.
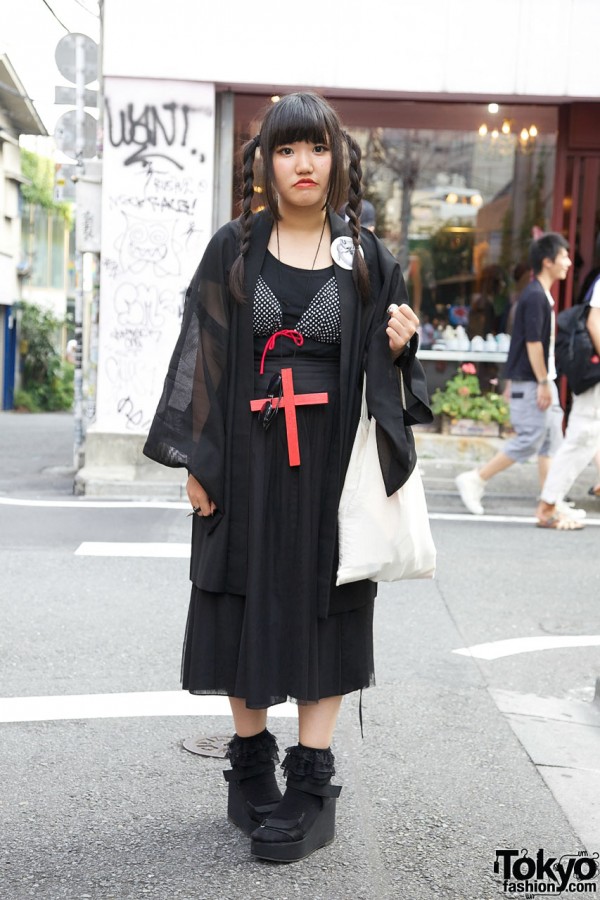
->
xmin=282 ymin=742 xmax=336 ymax=785
xmin=225 ymin=729 xmax=281 ymax=807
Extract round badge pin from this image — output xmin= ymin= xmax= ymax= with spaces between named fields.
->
xmin=331 ymin=237 xmax=364 ymax=270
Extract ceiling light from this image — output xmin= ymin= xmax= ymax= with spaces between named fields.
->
xmin=488 ymin=103 xmax=499 ymax=114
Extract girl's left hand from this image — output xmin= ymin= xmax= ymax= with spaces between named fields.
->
xmin=386 ymin=303 xmax=419 ymax=356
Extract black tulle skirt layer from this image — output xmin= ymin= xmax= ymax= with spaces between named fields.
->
xmin=181 ymin=353 xmax=375 ymax=708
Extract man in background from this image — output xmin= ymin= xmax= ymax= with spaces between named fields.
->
xmin=455 ymin=232 xmax=582 ymax=527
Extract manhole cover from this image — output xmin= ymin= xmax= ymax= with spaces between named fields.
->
xmin=540 ymin=618 xmax=600 ymax=635
xmin=182 ymin=734 xmax=232 ymax=758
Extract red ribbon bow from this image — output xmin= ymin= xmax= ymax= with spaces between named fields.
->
xmin=259 ymin=329 xmax=304 ymax=375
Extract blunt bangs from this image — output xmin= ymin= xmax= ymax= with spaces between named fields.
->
xmin=263 ymin=94 xmax=331 ymax=152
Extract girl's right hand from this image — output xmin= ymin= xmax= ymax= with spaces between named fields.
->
xmin=186 ymin=473 xmax=217 ymax=517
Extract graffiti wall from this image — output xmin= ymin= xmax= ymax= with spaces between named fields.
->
xmin=96 ymin=77 xmax=214 ymax=433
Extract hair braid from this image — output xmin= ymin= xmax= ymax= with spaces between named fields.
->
xmin=229 ymin=134 xmax=260 ymax=303
xmin=344 ymin=132 xmax=371 ymax=303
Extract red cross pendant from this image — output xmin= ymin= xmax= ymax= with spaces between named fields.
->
xmin=249 ymin=367 xmax=329 ymax=467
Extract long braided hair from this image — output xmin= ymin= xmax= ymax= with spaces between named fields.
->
xmin=229 ymin=92 xmax=371 ymax=304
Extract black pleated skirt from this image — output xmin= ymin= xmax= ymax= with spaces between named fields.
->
xmin=181 ymin=352 xmax=375 ymax=708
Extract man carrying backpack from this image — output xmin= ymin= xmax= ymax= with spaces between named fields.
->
xmin=536 ymin=271 xmax=600 ymax=529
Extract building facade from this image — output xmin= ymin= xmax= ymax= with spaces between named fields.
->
xmin=0 ymin=55 xmax=47 ymax=410
xmin=78 ymin=0 xmax=600 ymax=491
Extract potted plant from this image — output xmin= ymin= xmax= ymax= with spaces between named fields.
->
xmin=430 ymin=363 xmax=510 ymax=436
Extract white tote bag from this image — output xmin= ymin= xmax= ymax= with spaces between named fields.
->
xmin=336 ymin=378 xmax=436 ymax=586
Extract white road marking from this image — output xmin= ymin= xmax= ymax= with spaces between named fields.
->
xmin=2 ymin=497 xmax=599 ymax=526
xmin=0 ymin=691 xmax=297 ymax=724
xmin=0 ymin=497 xmax=187 ymax=509
xmin=431 ymin=512 xmax=537 ymax=524
xmin=430 ymin=512 xmax=600 ymax=526
xmin=453 ymin=635 xmax=600 ymax=660
xmin=75 ymin=541 xmax=190 ymax=557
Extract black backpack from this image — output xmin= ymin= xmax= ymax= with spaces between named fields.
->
xmin=555 ymin=281 xmax=600 ymax=395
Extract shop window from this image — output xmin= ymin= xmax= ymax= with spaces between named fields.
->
xmin=346 ymin=121 xmax=556 ymax=347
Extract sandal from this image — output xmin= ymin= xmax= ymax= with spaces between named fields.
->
xmin=536 ymin=513 xmax=585 ymax=531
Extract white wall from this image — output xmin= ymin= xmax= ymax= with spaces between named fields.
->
xmin=95 ymin=77 xmax=214 ymax=434
xmin=0 ymin=256 xmax=17 ymax=306
xmin=104 ymin=0 xmax=600 ymax=101
xmin=0 ymin=141 xmax=21 ymax=306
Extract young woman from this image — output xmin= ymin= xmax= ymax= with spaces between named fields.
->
xmin=144 ymin=92 xmax=431 ymax=862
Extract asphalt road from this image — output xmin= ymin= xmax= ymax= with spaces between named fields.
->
xmin=1 ymin=413 xmax=599 ymax=899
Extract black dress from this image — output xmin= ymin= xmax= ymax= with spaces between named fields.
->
xmin=181 ymin=252 xmax=375 ymax=708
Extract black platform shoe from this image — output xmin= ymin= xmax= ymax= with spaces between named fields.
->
xmin=223 ymin=729 xmax=282 ymax=835
xmin=250 ymin=743 xmax=342 ymax=863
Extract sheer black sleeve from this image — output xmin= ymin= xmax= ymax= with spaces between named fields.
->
xmin=143 ymin=225 xmax=236 ymax=507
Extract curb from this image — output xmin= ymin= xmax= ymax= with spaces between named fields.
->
xmin=415 ymin=431 xmax=506 ymax=463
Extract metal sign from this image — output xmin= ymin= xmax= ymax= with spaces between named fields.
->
xmin=54 ymin=110 xmax=97 ymax=160
xmin=55 ymin=86 xmax=98 ymax=108
xmin=55 ymin=33 xmax=98 ymax=85
xmin=53 ymin=162 xmax=77 ymax=202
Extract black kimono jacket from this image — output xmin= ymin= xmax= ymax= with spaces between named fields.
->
xmin=143 ymin=209 xmax=432 ymax=616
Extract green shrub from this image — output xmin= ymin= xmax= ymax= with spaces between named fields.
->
xmin=13 ymin=389 xmax=41 ymax=412
xmin=16 ymin=302 xmax=74 ymax=412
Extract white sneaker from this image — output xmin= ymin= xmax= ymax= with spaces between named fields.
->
xmin=555 ymin=500 xmax=587 ymax=521
xmin=455 ymin=470 xmax=485 ymax=515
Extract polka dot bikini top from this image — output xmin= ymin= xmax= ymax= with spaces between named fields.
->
xmin=253 ymin=253 xmax=341 ymax=345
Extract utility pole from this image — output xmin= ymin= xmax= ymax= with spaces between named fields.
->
xmin=73 ymin=34 xmax=86 ymax=468
xmin=54 ymin=32 xmax=99 ymax=469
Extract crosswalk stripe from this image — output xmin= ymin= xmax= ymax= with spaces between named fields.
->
xmin=430 ymin=512 xmax=600 ymax=525
xmin=0 ymin=497 xmax=188 ymax=509
xmin=3 ymin=498 xmax=599 ymax=527
xmin=453 ymin=635 xmax=600 ymax=659
xmin=75 ymin=541 xmax=190 ymax=557
xmin=0 ymin=691 xmax=297 ymax=723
